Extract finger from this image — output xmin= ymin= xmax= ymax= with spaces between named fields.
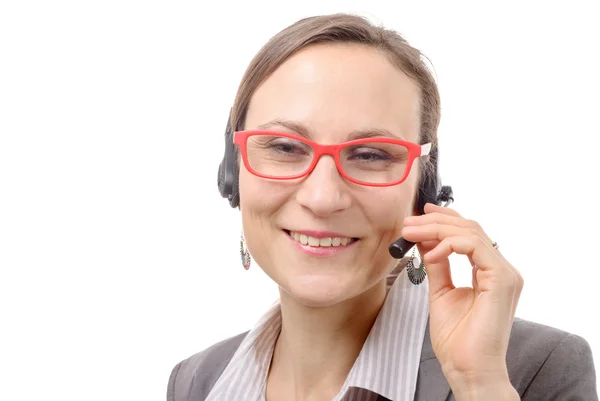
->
xmin=401 ymin=223 xmax=473 ymax=244
xmin=428 ymin=235 xmax=519 ymax=329
xmin=418 ymin=240 xmax=440 ymax=253
xmin=474 ymin=265 xmax=522 ymax=333
xmin=407 ymin=205 xmax=498 ymax=256
xmin=424 ymin=234 xmax=504 ymax=273
xmin=404 ymin=212 xmax=484 ymax=236
xmin=505 ymin=269 xmax=524 ymax=322
xmin=416 ymin=242 xmax=455 ymax=299
xmin=472 ymin=263 xmax=480 ymax=293
xmin=424 ymin=202 xmax=462 ymax=217
xmin=425 ymin=234 xmax=519 ymax=308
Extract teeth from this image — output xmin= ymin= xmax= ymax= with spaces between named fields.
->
xmin=289 ymin=231 xmax=354 ymax=247
xmin=299 ymin=233 xmax=308 ymax=244
xmin=319 ymin=237 xmax=332 ymax=246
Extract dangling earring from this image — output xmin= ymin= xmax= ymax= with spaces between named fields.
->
xmin=240 ymin=232 xmax=251 ymax=270
xmin=406 ymin=247 xmax=426 ymax=285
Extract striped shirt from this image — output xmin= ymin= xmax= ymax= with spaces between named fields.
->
xmin=205 ymin=269 xmax=430 ymax=401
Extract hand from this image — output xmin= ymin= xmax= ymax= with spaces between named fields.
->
xmin=401 ymin=203 xmax=524 ymax=394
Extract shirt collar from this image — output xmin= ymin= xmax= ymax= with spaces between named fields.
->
xmin=206 ymin=272 xmax=429 ymax=401
xmin=344 ymin=271 xmax=430 ymax=401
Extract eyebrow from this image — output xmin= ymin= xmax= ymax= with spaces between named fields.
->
xmin=256 ymin=118 xmax=405 ymax=141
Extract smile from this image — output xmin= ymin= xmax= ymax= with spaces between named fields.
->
xmin=284 ymin=230 xmax=358 ymax=247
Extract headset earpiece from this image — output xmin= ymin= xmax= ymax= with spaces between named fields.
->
xmin=217 ymin=116 xmax=240 ymax=208
xmin=415 ymin=145 xmax=442 ymax=214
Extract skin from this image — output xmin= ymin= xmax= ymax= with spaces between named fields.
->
xmin=238 ymin=42 xmax=523 ymax=401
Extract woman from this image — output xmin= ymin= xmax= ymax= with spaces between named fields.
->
xmin=168 ymin=13 xmax=597 ymax=401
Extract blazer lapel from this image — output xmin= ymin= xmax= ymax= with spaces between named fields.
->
xmin=414 ymin=319 xmax=452 ymax=401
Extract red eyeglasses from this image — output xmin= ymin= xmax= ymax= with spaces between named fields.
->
xmin=233 ymin=130 xmax=431 ymax=187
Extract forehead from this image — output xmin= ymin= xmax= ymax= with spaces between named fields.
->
xmin=245 ymin=43 xmax=421 ymax=143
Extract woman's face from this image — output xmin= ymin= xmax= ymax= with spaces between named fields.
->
xmin=239 ymin=43 xmax=422 ymax=307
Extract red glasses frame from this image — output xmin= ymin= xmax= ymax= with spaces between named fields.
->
xmin=233 ymin=130 xmax=431 ymax=187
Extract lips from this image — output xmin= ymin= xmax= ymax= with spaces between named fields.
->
xmin=284 ymin=230 xmax=358 ymax=247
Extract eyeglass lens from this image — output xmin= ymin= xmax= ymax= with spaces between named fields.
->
xmin=245 ymin=134 xmax=410 ymax=184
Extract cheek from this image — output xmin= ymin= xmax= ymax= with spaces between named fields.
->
xmin=238 ymin=168 xmax=295 ymax=272
xmin=238 ymin=168 xmax=263 ymax=211
xmin=364 ymin=184 xmax=417 ymax=234
xmin=238 ymin=167 xmax=292 ymax=218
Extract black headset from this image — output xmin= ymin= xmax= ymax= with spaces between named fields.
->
xmin=217 ymin=112 xmax=453 ymax=258
xmin=217 ymin=117 xmax=240 ymax=209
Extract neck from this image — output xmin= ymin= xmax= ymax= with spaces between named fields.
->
xmin=267 ymin=279 xmax=387 ymax=400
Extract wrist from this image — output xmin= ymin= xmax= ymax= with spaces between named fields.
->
xmin=443 ymin=368 xmax=519 ymax=401
xmin=452 ymin=382 xmax=519 ymax=401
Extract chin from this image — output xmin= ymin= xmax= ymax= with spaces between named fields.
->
xmin=281 ymin=274 xmax=357 ymax=308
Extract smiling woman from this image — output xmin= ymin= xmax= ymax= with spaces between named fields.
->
xmin=168 ymin=13 xmax=598 ymax=401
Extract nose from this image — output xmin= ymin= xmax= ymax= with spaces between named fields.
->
xmin=295 ymin=155 xmax=352 ymax=217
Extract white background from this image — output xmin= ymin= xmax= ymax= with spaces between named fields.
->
xmin=1 ymin=1 xmax=599 ymax=400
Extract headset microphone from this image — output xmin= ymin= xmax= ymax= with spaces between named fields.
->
xmin=388 ymin=185 xmax=454 ymax=259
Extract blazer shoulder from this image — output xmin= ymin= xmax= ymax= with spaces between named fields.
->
xmin=508 ymin=317 xmax=574 ymax=361
xmin=167 ymin=331 xmax=248 ymax=401
xmin=507 ymin=317 xmax=597 ymax=399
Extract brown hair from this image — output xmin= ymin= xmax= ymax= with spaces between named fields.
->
xmin=229 ymin=12 xmax=441 ymax=179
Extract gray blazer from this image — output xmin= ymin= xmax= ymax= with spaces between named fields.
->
xmin=167 ymin=317 xmax=598 ymax=400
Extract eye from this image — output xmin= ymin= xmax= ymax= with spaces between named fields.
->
xmin=349 ymin=147 xmax=392 ymax=161
xmin=342 ymin=142 xmax=409 ymax=167
xmin=267 ymin=138 xmax=310 ymax=155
